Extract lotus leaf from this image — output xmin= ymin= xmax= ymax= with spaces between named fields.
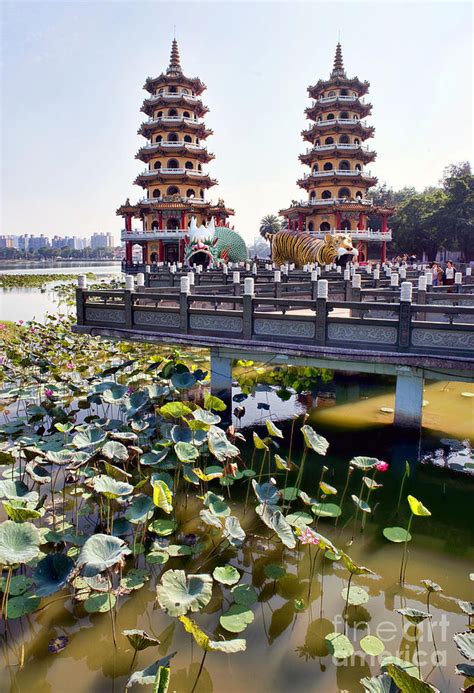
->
xmin=252 ymin=479 xmax=281 ymax=505
xmin=420 ymin=579 xmax=442 ymax=593
xmin=350 ymin=456 xmax=379 ymax=471
xmin=0 ymin=521 xmax=41 ymax=565
xmin=0 ymin=574 xmax=33 ymax=596
xmin=360 ymin=635 xmax=385 ymax=656
xmin=192 ymin=409 xmax=221 ymax=426
xmin=159 ymin=402 xmax=192 ymax=419
xmin=102 ymin=440 xmax=129 ymax=462
xmin=156 ymin=570 xmax=213 ymax=617
xmin=178 ymin=615 xmax=246 ymax=653
xmin=325 ymin=632 xmax=354 ymax=659
xmin=123 ymin=629 xmax=159 ymax=652
xmin=351 ymin=494 xmax=371 ymax=513
xmin=301 ymin=425 xmax=329 ymax=455
xmin=383 ymin=527 xmax=412 ymax=543
xmin=455 ymin=662 xmax=474 ymax=677
xmin=285 ymin=512 xmax=313 ymax=527
xmin=152 ymin=480 xmax=173 ymax=514
xmin=170 ymin=425 xmax=193 ymax=443
xmin=171 ymin=370 xmax=196 ymax=390
xmin=92 ymin=475 xmax=133 ymax=498
xmin=140 ymin=449 xmax=169 ymax=466
xmin=256 ymin=503 xmax=296 ymax=549
xmin=282 ymin=486 xmax=299 ymax=502
xmin=458 ymin=600 xmax=474 ymax=616
xmin=454 ymin=630 xmax=474 ymax=661
xmin=203 ymin=393 xmax=227 ymax=412
xmin=213 ymin=565 xmax=240 ymax=585
xmin=208 ymin=427 xmax=240 ymax=461
xmin=72 ymin=428 xmax=106 ymax=449
xmin=149 ymin=518 xmax=177 ymax=536
xmin=125 ymin=495 xmax=155 ymax=524
xmin=407 ymin=495 xmax=431 ymax=517
xmin=396 ymin=608 xmax=432 ymax=624
xmin=341 ymin=585 xmax=370 ymax=606
xmin=341 ymin=552 xmax=375 ymax=576
xmin=203 ymin=491 xmax=230 ymax=517
xmin=7 ymin=594 xmax=40 ymax=618
xmin=311 ymin=502 xmax=342 ymax=518
xmin=220 ymin=604 xmax=254 ymax=633
xmin=174 ymin=442 xmax=199 ymax=462
xmin=199 ymin=509 xmax=222 ymax=529
xmin=319 ymin=481 xmax=337 ymax=495
xmin=33 ymin=553 xmax=75 ymax=596
xmin=120 ymin=569 xmax=149 ymax=591
xmin=386 ymin=664 xmax=439 ymax=692
xmin=77 ymin=534 xmax=131 ymax=576
xmin=274 ymin=454 xmax=297 ymax=471
xmin=231 ymin=584 xmax=258 ymax=607
xmin=101 ymin=385 xmax=128 ymax=404
xmin=3 ymin=502 xmax=44 ymax=522
xmin=84 ymin=592 xmax=116 ymax=613
xmin=125 ymin=653 xmax=175 ymax=691
xmin=264 ymin=564 xmax=286 ymax=580
xmin=360 ymin=674 xmax=397 ymax=693
xmin=0 ymin=479 xmax=39 ymax=505
xmin=265 ymin=420 xmax=283 ymax=438
xmin=146 ymin=551 xmax=169 ymax=565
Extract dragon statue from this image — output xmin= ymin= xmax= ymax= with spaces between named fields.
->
xmin=184 ymin=217 xmax=248 ymax=266
xmin=271 ymin=231 xmax=358 ymax=268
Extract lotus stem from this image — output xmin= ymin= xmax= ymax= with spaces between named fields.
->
xmin=336 ymin=464 xmax=352 ymax=528
xmin=343 ymin=572 xmax=353 ymax=635
xmin=400 ymin=514 xmax=414 ymax=585
xmin=191 ymin=649 xmax=207 ymax=693
xmin=396 ymin=463 xmax=409 ymax=514
xmin=361 ymin=468 xmax=377 ymax=531
xmin=107 ymin=571 xmax=117 ymax=648
xmin=1 ymin=566 xmax=13 ymax=621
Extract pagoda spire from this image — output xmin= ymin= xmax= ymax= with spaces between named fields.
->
xmin=331 ymin=42 xmax=346 ymax=78
xmin=167 ymin=38 xmax=182 ymax=75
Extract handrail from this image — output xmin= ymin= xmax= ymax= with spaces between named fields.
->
xmin=146 ymin=92 xmax=200 ymax=102
xmin=141 ymin=141 xmax=204 ymax=150
xmin=145 ymin=116 xmax=203 ymax=125
xmin=139 ymin=168 xmax=207 ymax=176
xmin=304 ymin=170 xmax=372 ymax=178
xmin=306 ymin=144 xmax=371 ymax=153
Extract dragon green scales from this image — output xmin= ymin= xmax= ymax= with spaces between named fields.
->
xmin=184 ymin=217 xmax=248 ymax=266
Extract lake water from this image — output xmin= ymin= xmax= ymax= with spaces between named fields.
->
xmin=0 ymin=267 xmax=473 ymax=693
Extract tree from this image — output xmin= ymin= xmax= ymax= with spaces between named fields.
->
xmin=259 ymin=214 xmax=281 ymax=240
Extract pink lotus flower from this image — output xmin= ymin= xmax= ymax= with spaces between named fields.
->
xmin=299 ymin=527 xmax=320 ymax=546
xmin=0 ymin=324 xmax=5 ymax=330
xmin=376 ymin=461 xmax=389 ymax=472
xmin=66 ymin=362 xmax=73 ymax=370
xmin=44 ymin=389 xmax=53 ymax=397
xmin=18 ymin=320 xmax=24 ymax=325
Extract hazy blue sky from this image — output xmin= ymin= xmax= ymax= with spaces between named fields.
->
xmin=1 ymin=1 xmax=472 ymax=243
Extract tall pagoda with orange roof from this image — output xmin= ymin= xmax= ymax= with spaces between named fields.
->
xmin=118 ymin=39 xmax=234 ymax=266
xmin=280 ymin=43 xmax=393 ymax=262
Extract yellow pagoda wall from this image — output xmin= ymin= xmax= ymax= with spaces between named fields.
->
xmin=146 ymin=183 xmax=206 ymax=198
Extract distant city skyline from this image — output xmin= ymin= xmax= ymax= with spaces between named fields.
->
xmin=0 ymin=232 xmax=117 ymax=250
xmin=1 ymin=2 xmax=472 ymax=243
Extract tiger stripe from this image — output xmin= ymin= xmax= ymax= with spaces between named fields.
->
xmin=271 ymin=231 xmax=352 ymax=268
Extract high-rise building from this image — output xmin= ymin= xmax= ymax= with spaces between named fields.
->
xmin=280 ymin=44 xmax=393 ymax=262
xmin=118 ymin=39 xmax=234 ymax=265
xmin=90 ymin=232 xmax=114 ymax=249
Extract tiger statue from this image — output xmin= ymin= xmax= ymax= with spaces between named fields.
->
xmin=271 ymin=231 xmax=358 ymax=268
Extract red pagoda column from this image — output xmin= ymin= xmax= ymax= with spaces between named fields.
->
xmin=381 ymin=242 xmax=387 ymax=263
xmin=181 ymin=211 xmax=186 ymax=229
xmin=141 ymin=244 xmax=147 ymax=264
xmin=125 ymin=213 xmax=132 ymax=232
xmin=380 ymin=215 xmax=388 ymax=233
xmin=298 ymin=214 xmax=303 ymax=232
xmin=158 ymin=211 xmax=164 ymax=229
xmin=357 ymin=213 xmax=366 ymax=230
xmin=125 ymin=241 xmax=133 ymax=264
xmin=335 ymin=211 xmax=342 ymax=229
xmin=158 ymin=240 xmax=164 ymax=262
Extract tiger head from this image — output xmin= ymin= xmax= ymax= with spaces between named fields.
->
xmin=325 ymin=233 xmax=359 ymax=262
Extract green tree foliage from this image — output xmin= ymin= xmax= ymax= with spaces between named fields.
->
xmin=369 ymin=162 xmax=473 ymax=259
xmin=259 ymin=214 xmax=282 ymax=240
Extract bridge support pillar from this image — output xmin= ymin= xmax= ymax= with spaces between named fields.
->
xmin=394 ymin=367 xmax=424 ymax=429
xmin=210 ymin=348 xmax=232 ymax=416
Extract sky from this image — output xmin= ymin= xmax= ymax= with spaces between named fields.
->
xmin=1 ymin=1 xmax=473 ymax=244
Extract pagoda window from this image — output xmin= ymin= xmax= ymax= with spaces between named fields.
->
xmin=353 ymin=115 xmax=359 ymax=120
xmin=338 ymin=188 xmax=351 ymax=199
xmin=169 ymin=86 xmax=177 ymax=93
xmin=158 ymin=88 xmax=164 ymax=95
xmin=167 ymin=218 xmax=180 ymax=230
xmin=153 ymin=161 xmax=161 ymax=170
xmin=310 ymin=191 xmax=316 ymax=200
xmin=155 ymin=135 xmax=163 ymax=143
xmin=167 ymin=186 xmax=179 ymax=195
xmin=325 ymin=137 xmax=334 ymax=144
xmin=196 ymin=137 xmax=200 ymax=144
xmin=323 ymin=162 xmax=333 ymax=170
xmin=339 ymin=135 xmax=350 ymax=144
xmin=183 ymin=111 xmax=190 ymax=118
xmin=167 ymin=133 xmax=178 ymax=142
xmin=198 ymin=164 xmax=202 ymax=172
xmin=167 ymin=159 xmax=179 ymax=168
xmin=320 ymin=222 xmax=331 ymax=231
xmin=326 ymin=113 xmax=335 ymax=120
xmin=185 ymin=161 xmax=193 ymax=169
xmin=168 ymin=109 xmax=178 ymax=116
xmin=340 ymin=89 xmax=349 ymax=96
xmin=321 ymin=190 xmax=332 ymax=199
xmin=356 ymin=191 xmax=363 ymax=199
xmin=157 ymin=111 xmax=163 ymax=118
xmin=308 ymin=222 xmax=314 ymax=231
xmin=151 ymin=221 xmax=159 ymax=230
xmin=182 ymin=89 xmax=189 ymax=95
xmin=354 ymin=138 xmax=360 ymax=145
xmin=200 ymin=190 xmax=204 ymax=199
xmin=312 ymin=164 xmax=319 ymax=173
xmin=315 ymin=139 xmax=320 ymax=146
xmin=184 ymin=135 xmax=192 ymax=143
xmin=187 ymin=189 xmax=195 ymax=198
xmin=355 ymin=164 xmax=362 ymax=172
xmin=341 ymin=220 xmax=351 ymax=230
xmin=340 ymin=161 xmax=350 ymax=170
xmin=340 ymin=111 xmax=349 ymax=119
xmin=152 ymin=189 xmax=161 ymax=198
xmin=328 ymin=91 xmax=336 ymax=97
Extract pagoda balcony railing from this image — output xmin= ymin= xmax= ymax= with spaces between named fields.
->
xmin=289 ymin=198 xmax=374 ymax=208
xmin=121 ymin=229 xmax=187 ymax=241
xmin=139 ymin=196 xmax=208 ymax=205
xmin=313 ymin=229 xmax=392 ymax=241
xmin=147 ymin=92 xmax=199 ymax=103
xmin=316 ymin=95 xmax=364 ymax=104
xmin=146 ymin=116 xmax=203 ymax=126
xmin=140 ymin=168 xmax=207 ymax=177
xmin=142 ymin=141 xmax=204 ymax=151
xmin=314 ymin=118 xmax=362 ymax=127
xmin=303 ymin=169 xmax=373 ymax=179
xmin=307 ymin=143 xmax=370 ymax=153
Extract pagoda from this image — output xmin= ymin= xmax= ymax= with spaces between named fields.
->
xmin=279 ymin=43 xmax=393 ymax=262
xmin=118 ymin=39 xmax=234 ymax=266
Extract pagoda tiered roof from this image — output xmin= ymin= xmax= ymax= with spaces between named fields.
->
xmin=134 ymin=169 xmax=218 ymax=189
xmin=135 ymin=142 xmax=214 ymax=164
xmin=305 ymin=98 xmax=372 ymax=120
xmin=138 ymin=118 xmax=213 ymax=139
xmin=143 ymin=40 xmax=206 ymax=95
xmin=301 ymin=119 xmax=375 ymax=143
xmin=297 ymin=170 xmax=378 ymax=190
xmin=141 ymin=95 xmax=209 ymax=118
xmin=299 ymin=144 xmax=376 ymax=165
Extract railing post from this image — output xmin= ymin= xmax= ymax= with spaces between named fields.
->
xmin=315 ymin=279 xmax=328 ymax=346
xmin=76 ymin=275 xmax=87 ymax=325
xmin=145 ymin=265 xmax=151 ymax=286
xmin=373 ymin=267 xmax=380 ymax=288
xmin=243 ymin=277 xmax=254 ymax=340
xmin=136 ymin=273 xmax=145 ymax=292
xmin=417 ymin=275 xmax=427 ymax=321
xmin=124 ymin=275 xmax=134 ymax=328
xmin=222 ymin=264 xmax=228 ymax=285
xmin=344 ymin=267 xmax=351 ymax=300
xmin=274 ymin=270 xmax=282 ymax=298
xmin=233 ymin=271 xmax=241 ymax=297
xmin=398 ymin=281 xmax=412 ymax=349
xmin=180 ymin=276 xmax=190 ymax=333
xmin=351 ymin=273 xmax=361 ymax=317
xmin=455 ymin=272 xmax=462 ymax=293
xmin=311 ymin=269 xmax=318 ymax=300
